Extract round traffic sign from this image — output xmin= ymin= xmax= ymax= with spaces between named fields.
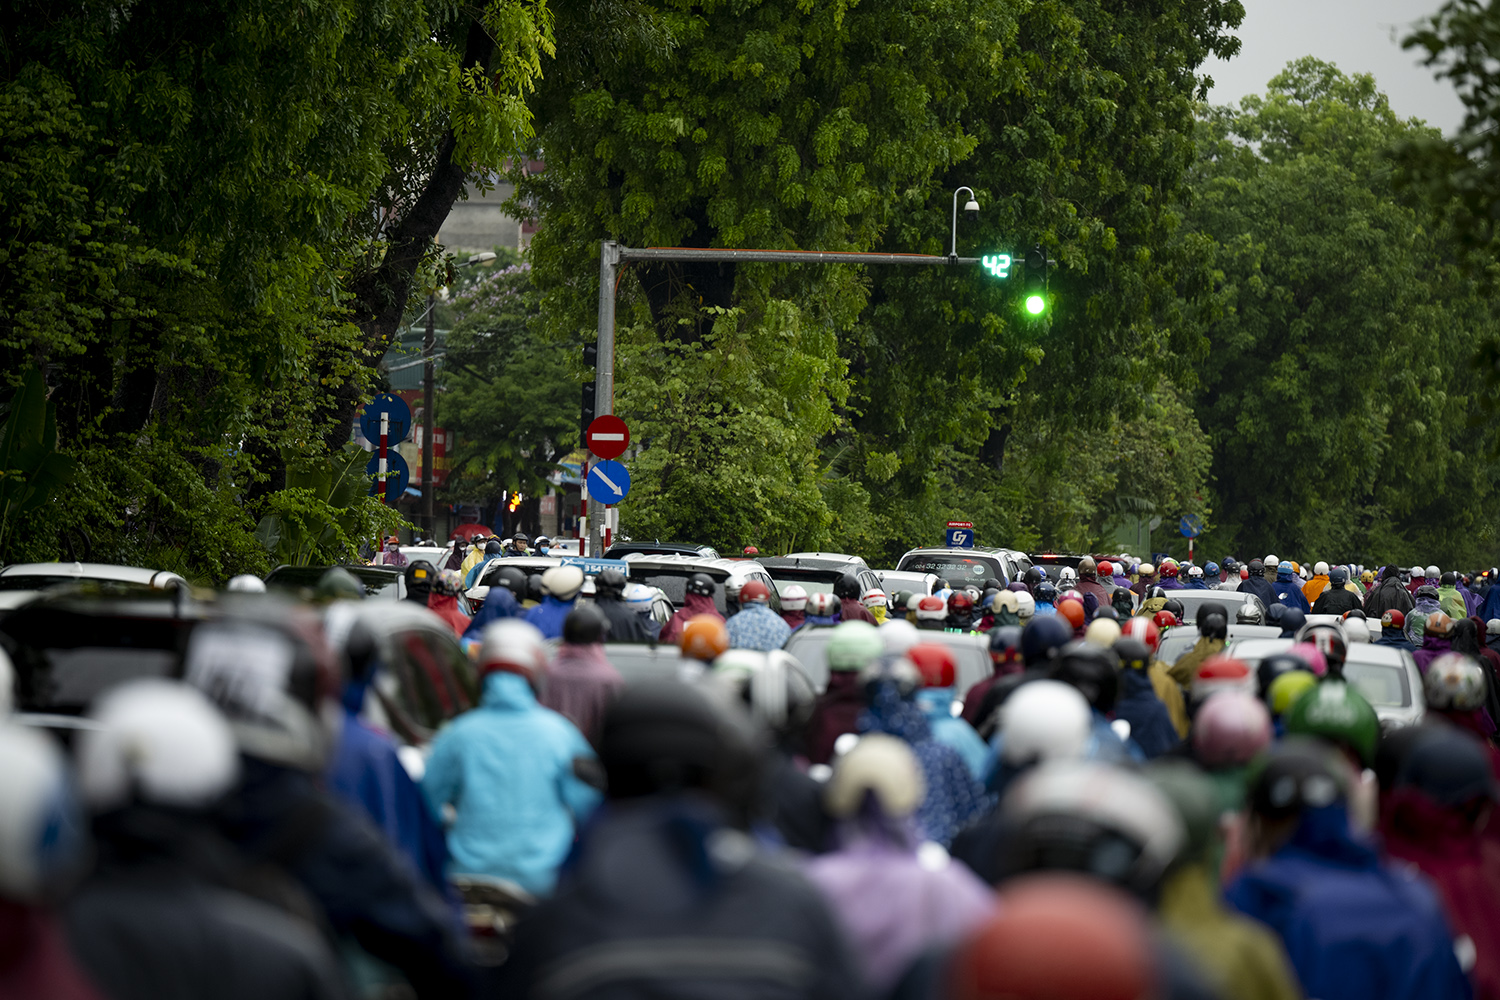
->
xmin=359 ymin=394 xmax=412 ymax=447
xmin=367 ymin=451 xmax=410 ymax=504
xmin=586 ymin=459 xmax=631 ymax=505
xmin=586 ymin=415 xmax=630 ymax=460
xmin=1179 ymin=514 xmax=1204 ymax=539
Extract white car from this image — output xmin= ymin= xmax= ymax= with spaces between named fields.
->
xmin=0 ymin=562 xmax=188 ymax=611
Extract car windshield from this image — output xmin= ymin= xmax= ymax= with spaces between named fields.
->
xmin=897 ymin=554 xmax=1004 ymax=585
xmin=627 ymin=570 xmax=727 ymax=614
xmin=265 ymin=566 xmax=400 ymax=598
xmin=0 ymin=575 xmax=79 ymax=591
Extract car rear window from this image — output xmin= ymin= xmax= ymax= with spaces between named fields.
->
xmin=1345 ymin=661 xmax=1409 ymax=708
xmin=266 ymin=566 xmax=399 ymax=598
xmin=0 ymin=575 xmax=79 ymax=591
xmin=628 ymin=571 xmax=726 ymax=614
xmin=897 ymin=555 xmax=1005 ymax=585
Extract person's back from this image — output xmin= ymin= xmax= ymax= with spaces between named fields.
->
xmin=1113 ymin=642 xmax=1180 ymax=758
xmin=541 ymin=606 xmax=625 ymax=746
xmin=497 ymin=682 xmax=861 ymax=1000
xmin=1226 ymin=740 xmax=1470 ymax=1000
xmin=1367 ymin=570 xmax=1417 ymax=616
xmin=422 ymin=622 xmax=600 ymax=896
xmin=1311 ymin=570 xmax=1361 ymax=616
xmin=660 ymin=574 xmax=724 ymax=643
xmin=524 ymin=565 xmax=584 ymax=640
xmin=725 ymin=583 xmax=793 ymax=651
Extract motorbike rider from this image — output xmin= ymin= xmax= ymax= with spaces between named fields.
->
xmin=542 ymin=605 xmax=625 ymax=746
xmin=725 ymin=579 xmax=793 ymax=652
xmin=422 ymin=619 xmax=601 ymax=897
xmin=1270 ymin=562 xmax=1310 ymax=613
xmin=1310 ymin=567 xmax=1361 ymax=616
xmin=591 ymin=567 xmax=654 ymax=643
xmin=835 ymin=572 xmax=879 ymax=625
xmin=523 ymin=564 xmax=585 ymax=640
xmin=661 ymin=573 xmax=725 ymax=643
xmin=1157 ymin=559 xmax=1185 ymax=591
xmin=806 ymin=622 xmax=886 ymax=765
xmin=780 ymin=584 xmax=809 ymax=630
xmin=502 ymin=532 xmax=530 ymax=558
xmin=1075 ymin=556 xmax=1112 ymax=605
xmin=462 ymin=539 xmax=506 ymax=589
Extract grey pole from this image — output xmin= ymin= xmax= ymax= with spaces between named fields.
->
xmin=421 ymin=292 xmax=436 ymax=540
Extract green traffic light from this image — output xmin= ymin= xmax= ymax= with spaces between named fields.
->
xmin=1025 ymin=293 xmax=1047 ymax=316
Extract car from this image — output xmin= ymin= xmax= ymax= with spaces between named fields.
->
xmin=872 ymin=570 xmax=942 ymax=602
xmin=265 ymin=564 xmax=407 ymax=599
xmin=1225 ymin=637 xmax=1426 ymax=729
xmin=1302 ymin=613 xmax=1381 ymax=642
xmin=758 ymin=555 xmax=883 ymax=605
xmin=604 ymin=540 xmax=720 ymax=560
xmin=783 ymin=624 xmax=991 ymax=696
xmin=544 ymin=538 xmax=583 ymax=557
xmin=1028 ymin=553 xmax=1084 ymax=583
xmin=1155 ymin=623 xmax=1281 ymax=666
xmin=468 ymin=555 xmax=568 ymax=602
xmin=0 ymin=562 xmax=189 ymax=612
xmin=623 ymin=555 xmax=778 ymax=615
xmin=597 ymin=642 xmax=685 ymax=685
xmin=894 ymin=546 xmax=1031 ymax=588
xmin=1160 ymin=591 xmax=1266 ymax=625
xmin=399 ymin=545 xmax=452 ymax=568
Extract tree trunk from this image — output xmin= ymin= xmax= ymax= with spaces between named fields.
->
xmin=981 ymin=419 xmax=1011 ymax=475
xmin=324 ymin=17 xmax=498 ymax=452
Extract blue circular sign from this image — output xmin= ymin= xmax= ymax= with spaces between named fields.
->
xmin=586 ymin=460 xmax=631 ymax=505
xmin=1179 ymin=514 xmax=1204 ymax=538
xmin=359 ymin=394 xmax=412 ymax=447
xmin=367 ymin=451 xmax=410 ymax=503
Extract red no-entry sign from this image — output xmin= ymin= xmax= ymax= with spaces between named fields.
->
xmin=586 ymin=415 xmax=630 ymax=459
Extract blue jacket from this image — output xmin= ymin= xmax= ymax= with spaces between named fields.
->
xmin=462 ymin=585 xmax=522 ymax=641
xmin=724 ymin=603 xmax=792 ymax=652
xmin=326 ymin=696 xmax=450 ymax=894
xmin=524 ymin=595 xmax=577 ymax=640
xmin=1272 ymin=575 xmax=1311 ymax=613
xmin=915 ymin=688 xmax=989 ymax=782
xmin=1481 ymin=584 xmax=1500 ymax=623
xmin=1239 ymin=575 xmax=1281 ymax=610
xmin=1226 ymin=804 xmax=1470 ymax=1000
xmin=1185 ymin=578 xmax=1210 ymax=590
xmin=421 ymin=672 xmax=601 ymax=895
xmin=1374 ymin=628 xmax=1417 ymax=652
xmin=1112 ymin=669 xmax=1179 ymax=758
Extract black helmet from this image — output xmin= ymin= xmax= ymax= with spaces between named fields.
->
xmin=493 ymin=565 xmax=528 ymax=598
xmin=563 ymin=604 xmax=610 ymax=645
xmin=1024 ymin=566 xmax=1047 ymax=589
xmin=1114 ymin=638 xmax=1151 ymax=671
xmin=1257 ymin=653 xmax=1307 ymax=701
xmin=1162 ymin=598 xmax=1184 ymax=622
xmin=982 ymin=577 xmax=1003 ymax=593
xmin=687 ymin=573 xmax=716 ymax=597
xmin=1021 ymin=616 xmax=1072 ymax=669
xmin=403 ymin=560 xmax=437 ymax=601
xmin=1094 ymin=606 xmax=1121 ymax=622
xmin=1035 ymin=582 xmax=1058 ymax=603
xmin=511 ymin=531 xmax=530 ymax=544
xmin=596 ymin=567 xmax=627 ymax=598
xmin=1223 ymin=556 xmax=1240 ymax=573
xmin=599 ymin=681 xmax=758 ymax=821
xmin=1278 ymin=608 xmax=1306 ymax=636
xmin=1049 ymin=640 xmax=1120 ymax=713
xmin=1265 ymin=604 xmax=1286 ymax=628
xmin=1441 ymin=571 xmax=1457 ymax=587
xmin=1248 ymin=738 xmax=1346 ymax=820
xmin=988 ymin=625 xmax=1023 ymax=658
xmin=1197 ymin=602 xmax=1227 ymax=641
xmin=834 ymin=572 xmax=862 ymax=600
xmin=527 ymin=574 xmax=544 ymax=601
xmin=1416 ymin=584 xmax=1440 ymax=601
xmin=485 ymin=538 xmax=504 ymax=556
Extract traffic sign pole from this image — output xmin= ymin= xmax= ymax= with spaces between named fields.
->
xmin=379 ymin=412 xmax=389 ymax=507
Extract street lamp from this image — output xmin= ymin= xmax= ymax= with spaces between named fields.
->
xmin=422 ymin=251 xmax=498 ymax=538
xmin=950 ymin=186 xmax=980 ymax=260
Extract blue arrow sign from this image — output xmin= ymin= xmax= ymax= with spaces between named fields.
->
xmin=1180 ymin=514 xmax=1204 ymax=539
xmin=359 ymin=394 xmax=412 ymax=446
xmin=561 ymin=556 xmax=631 ymax=575
xmin=586 ymin=459 xmax=631 ymax=505
xmin=367 ymin=451 xmax=410 ymax=503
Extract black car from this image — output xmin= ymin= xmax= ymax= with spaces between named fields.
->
xmin=603 ymin=541 xmax=720 ymax=560
xmin=758 ymin=556 xmax=883 ymax=601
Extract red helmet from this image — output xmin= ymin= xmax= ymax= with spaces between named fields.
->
xmin=739 ymin=580 xmax=771 ymax=605
xmin=743 ymin=545 xmax=759 ymax=556
xmin=916 ymin=595 xmax=947 ymax=621
xmin=1152 ymin=611 xmax=1178 ymax=630
xmin=1097 ymin=560 xmax=1114 ymax=578
xmin=908 ymin=644 xmax=957 ymax=689
xmin=1159 ymin=562 xmax=1179 ymax=578
xmin=1239 ymin=567 xmax=1249 ymax=580
xmin=948 ymin=591 xmax=975 ymax=614
xmin=1120 ymin=616 xmax=1161 ymax=653
xmin=1190 ymin=655 xmax=1254 ymax=704
xmin=1381 ymin=609 xmax=1405 ymax=629
xmin=1057 ymin=599 xmax=1086 ymax=629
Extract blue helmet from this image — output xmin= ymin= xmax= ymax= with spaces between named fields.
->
xmin=1205 ymin=562 xmax=1220 ymax=577
xmin=1020 ymin=615 xmax=1072 ymax=668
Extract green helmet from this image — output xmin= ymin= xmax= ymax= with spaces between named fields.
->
xmin=826 ymin=621 xmax=884 ymax=672
xmin=1284 ymin=680 xmax=1380 ymax=766
xmin=1145 ymin=759 xmax=1220 ymax=865
xmin=315 ymin=567 xmax=365 ymax=601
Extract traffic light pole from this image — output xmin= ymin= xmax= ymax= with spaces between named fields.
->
xmin=588 ymin=242 xmax=980 ymax=556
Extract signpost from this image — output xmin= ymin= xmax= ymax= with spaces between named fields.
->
xmin=586 ymin=460 xmax=631 ymax=506
xmin=585 ymin=415 xmax=630 ymax=460
xmin=359 ymin=394 xmax=412 ymax=506
xmin=946 ymin=520 xmax=975 ymax=549
xmin=1180 ymin=514 xmax=1204 ymax=562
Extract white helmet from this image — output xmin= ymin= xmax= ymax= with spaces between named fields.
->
xmin=226 ymin=575 xmax=267 ymax=593
xmin=541 ymin=565 xmax=585 ymax=601
xmin=1138 ymin=563 xmax=1155 ymax=577
xmin=625 ymin=583 xmax=656 ymax=614
xmin=807 ymin=592 xmax=838 ymax=617
xmin=880 ymin=618 xmax=920 ymax=655
xmin=1058 ymin=567 xmax=1078 ymax=585
xmin=1015 ymin=591 xmax=1036 ymax=619
xmin=998 ymin=680 xmax=1092 ymax=767
xmin=861 ymin=588 xmax=888 ymax=609
xmin=1187 ymin=565 xmax=1204 ymax=579
xmin=1264 ymin=555 xmax=1279 ymax=568
xmin=77 ymin=679 xmax=240 ymax=812
xmin=479 ymin=619 xmax=550 ymax=685
xmin=1426 ymin=565 xmax=1441 ymax=579
xmin=825 ymin=733 xmax=925 ymax=819
xmin=1411 ymin=565 xmax=1426 ymax=578
xmin=1313 ymin=561 xmax=1330 ymax=576
xmin=0 ymin=724 xmax=85 ymax=901
xmin=780 ymin=584 xmax=809 ymax=612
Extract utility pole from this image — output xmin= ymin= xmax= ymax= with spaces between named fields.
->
xmin=422 ymin=291 xmax=436 ymax=539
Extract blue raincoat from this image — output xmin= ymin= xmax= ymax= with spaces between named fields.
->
xmin=421 ymin=671 xmax=600 ymax=895
xmin=914 ymin=688 xmax=989 ymax=782
xmin=462 ymin=585 xmax=522 ymax=642
xmin=859 ymin=681 xmax=984 ymax=847
xmin=1271 ymin=571 xmax=1310 ymax=613
xmin=524 ymin=595 xmax=578 ymax=640
xmin=1112 ymin=669 xmax=1179 ymax=758
xmin=1226 ymin=803 xmax=1470 ymax=1000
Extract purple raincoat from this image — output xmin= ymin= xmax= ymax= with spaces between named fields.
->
xmin=541 ymin=643 xmax=624 ymax=745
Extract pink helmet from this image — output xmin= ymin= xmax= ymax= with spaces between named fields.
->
xmin=1192 ymin=691 xmax=1272 ymax=767
xmin=1286 ymin=642 xmax=1329 ymax=678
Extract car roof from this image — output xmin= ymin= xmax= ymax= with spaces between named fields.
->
xmin=605 ymin=541 xmax=717 ymax=558
xmin=900 ymin=546 xmax=1023 ymax=558
xmin=781 ymin=552 xmax=868 ymax=566
xmin=620 ymin=554 xmax=767 ymax=578
xmin=1230 ymin=637 xmax=1409 ymax=666
xmin=0 ymin=562 xmax=187 ymax=586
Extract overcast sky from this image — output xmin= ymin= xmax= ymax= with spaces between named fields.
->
xmin=1204 ymin=0 xmax=1467 ymax=133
